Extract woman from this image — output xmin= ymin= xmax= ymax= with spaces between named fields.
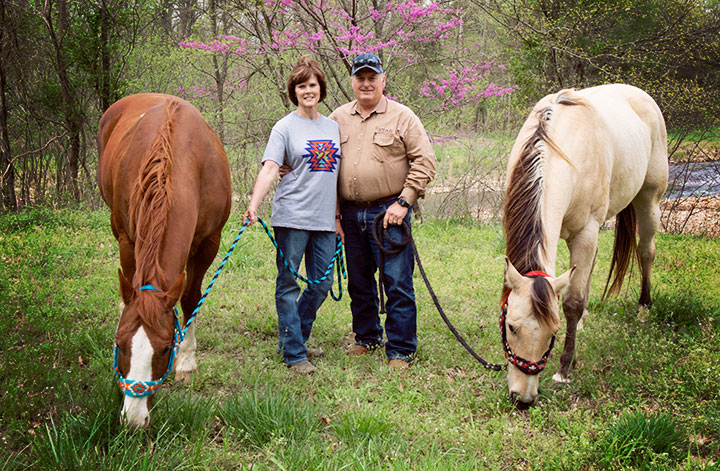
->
xmin=244 ymin=56 xmax=342 ymax=374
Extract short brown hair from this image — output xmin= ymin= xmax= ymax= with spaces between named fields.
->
xmin=287 ymin=56 xmax=327 ymax=106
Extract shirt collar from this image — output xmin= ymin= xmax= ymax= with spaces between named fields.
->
xmin=350 ymin=95 xmax=388 ymax=117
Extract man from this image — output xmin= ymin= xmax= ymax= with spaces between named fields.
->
xmin=330 ymin=53 xmax=436 ymax=370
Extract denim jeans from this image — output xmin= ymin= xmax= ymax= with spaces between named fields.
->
xmin=340 ymin=200 xmax=416 ymax=362
xmin=274 ymin=227 xmax=336 ymax=365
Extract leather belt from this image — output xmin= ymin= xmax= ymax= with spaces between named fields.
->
xmin=342 ymin=194 xmax=399 ymax=209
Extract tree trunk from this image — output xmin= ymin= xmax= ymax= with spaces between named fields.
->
xmin=98 ymin=0 xmax=111 ymax=111
xmin=46 ymin=0 xmax=82 ymax=201
xmin=210 ymin=0 xmax=226 ymax=142
xmin=0 ymin=0 xmax=17 ymax=211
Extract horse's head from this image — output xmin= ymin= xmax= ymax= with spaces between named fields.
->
xmin=502 ymin=259 xmax=574 ymax=408
xmin=114 ymin=269 xmax=184 ymax=428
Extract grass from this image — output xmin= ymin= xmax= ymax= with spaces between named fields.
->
xmin=1 ymin=207 xmax=719 ymax=469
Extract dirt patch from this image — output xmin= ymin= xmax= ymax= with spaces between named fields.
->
xmin=660 ymin=196 xmax=720 ymax=237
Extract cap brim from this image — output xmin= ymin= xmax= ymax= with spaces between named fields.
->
xmin=351 ymin=65 xmax=383 ymax=75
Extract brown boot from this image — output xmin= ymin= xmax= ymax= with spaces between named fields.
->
xmin=388 ymin=359 xmax=409 ymax=370
xmin=346 ymin=344 xmax=369 ymax=356
xmin=289 ymin=360 xmax=316 ymax=374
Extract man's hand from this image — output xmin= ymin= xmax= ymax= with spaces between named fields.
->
xmin=278 ymin=164 xmax=293 ymax=180
xmin=383 ymin=202 xmax=408 ymax=228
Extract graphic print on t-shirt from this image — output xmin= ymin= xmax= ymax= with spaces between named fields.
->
xmin=302 ymin=140 xmax=340 ymax=172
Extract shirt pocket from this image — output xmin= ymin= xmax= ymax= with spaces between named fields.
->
xmin=372 ymin=132 xmax=402 ymax=162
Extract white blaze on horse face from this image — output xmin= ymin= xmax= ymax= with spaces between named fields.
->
xmin=120 ymin=326 xmax=153 ymax=428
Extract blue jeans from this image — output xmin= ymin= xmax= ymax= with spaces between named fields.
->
xmin=340 ymin=200 xmax=416 ymax=362
xmin=274 ymin=227 xmax=336 ymax=365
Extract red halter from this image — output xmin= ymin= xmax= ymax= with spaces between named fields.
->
xmin=499 ymin=270 xmax=555 ymax=375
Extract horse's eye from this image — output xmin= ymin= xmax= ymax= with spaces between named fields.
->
xmin=161 ymin=344 xmax=171 ymax=355
xmin=508 ymin=324 xmax=517 ymax=335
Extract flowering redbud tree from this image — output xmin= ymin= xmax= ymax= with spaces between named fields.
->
xmin=177 ymin=0 xmax=517 ymax=144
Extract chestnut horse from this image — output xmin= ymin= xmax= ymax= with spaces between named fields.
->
xmin=97 ymin=93 xmax=231 ymax=427
xmin=501 ymin=84 xmax=668 ymax=407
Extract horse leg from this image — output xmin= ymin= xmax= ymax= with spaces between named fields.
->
xmin=116 ymin=229 xmax=135 ymax=310
xmin=554 ymin=224 xmax=599 ymax=383
xmin=577 ymin=248 xmax=597 ymax=332
xmin=632 ymin=190 xmax=662 ymax=307
xmin=175 ymin=230 xmax=222 ymax=383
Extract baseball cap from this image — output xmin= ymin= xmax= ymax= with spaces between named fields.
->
xmin=351 ymin=53 xmax=383 ymax=75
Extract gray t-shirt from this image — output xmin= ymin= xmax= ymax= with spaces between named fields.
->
xmin=262 ymin=112 xmax=341 ymax=231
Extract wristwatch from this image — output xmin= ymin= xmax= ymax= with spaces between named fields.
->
xmin=396 ymin=196 xmax=411 ymax=208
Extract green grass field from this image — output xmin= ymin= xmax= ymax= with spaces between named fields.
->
xmin=1 ymin=208 xmax=718 ymax=470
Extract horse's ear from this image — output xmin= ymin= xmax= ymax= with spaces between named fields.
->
xmin=118 ymin=269 xmax=134 ymax=305
xmin=504 ymin=257 xmax=524 ymax=290
xmin=166 ymin=272 xmax=185 ymax=308
xmin=551 ymin=266 xmax=576 ymax=296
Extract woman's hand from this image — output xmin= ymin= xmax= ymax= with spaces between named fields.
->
xmin=243 ymin=207 xmax=258 ymax=226
xmin=335 ymin=216 xmax=345 ymax=244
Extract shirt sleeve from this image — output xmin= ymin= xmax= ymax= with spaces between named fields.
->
xmin=261 ymin=124 xmax=287 ymax=166
xmin=400 ymin=111 xmax=436 ymax=205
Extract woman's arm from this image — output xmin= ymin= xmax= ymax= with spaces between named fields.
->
xmin=243 ymin=160 xmax=280 ymax=225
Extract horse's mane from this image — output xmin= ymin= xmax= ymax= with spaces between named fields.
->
xmin=129 ymin=99 xmax=181 ymax=330
xmin=502 ymin=89 xmax=582 ymax=320
xmin=530 ymin=276 xmax=560 ymax=329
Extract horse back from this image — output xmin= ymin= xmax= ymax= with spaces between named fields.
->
xmin=530 ymin=84 xmax=667 ymax=224
xmin=97 ymin=93 xmax=231 ymax=245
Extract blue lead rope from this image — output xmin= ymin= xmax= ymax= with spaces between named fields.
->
xmin=176 ymin=217 xmax=344 ymax=337
xmin=256 ymin=218 xmax=345 ymax=301
xmin=114 ymin=217 xmax=346 ymax=397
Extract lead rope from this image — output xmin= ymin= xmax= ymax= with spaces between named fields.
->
xmin=370 ymin=211 xmax=503 ymax=371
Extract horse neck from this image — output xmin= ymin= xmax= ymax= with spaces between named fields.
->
xmin=130 ymin=101 xmax=180 ymax=290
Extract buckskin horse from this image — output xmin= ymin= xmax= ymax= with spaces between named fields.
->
xmin=97 ymin=93 xmax=231 ymax=427
xmin=501 ymin=84 xmax=668 ymax=407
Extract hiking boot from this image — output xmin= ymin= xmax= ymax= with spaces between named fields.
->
xmin=346 ymin=344 xmax=369 ymax=356
xmin=306 ymin=347 xmax=324 ymax=358
xmin=388 ymin=359 xmax=409 ymax=370
xmin=289 ymin=360 xmax=316 ymax=374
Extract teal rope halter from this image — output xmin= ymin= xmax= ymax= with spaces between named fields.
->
xmin=113 ymin=218 xmax=346 ymax=397
xmin=113 ymin=285 xmax=182 ymax=397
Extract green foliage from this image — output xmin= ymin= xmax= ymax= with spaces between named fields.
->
xmin=331 ymin=410 xmax=392 ymax=445
xmin=483 ymin=0 xmax=720 ymax=131
xmin=1 ymin=208 xmax=720 ymax=469
xmin=219 ymin=389 xmax=318 ymax=447
xmin=593 ymin=411 xmax=685 ymax=469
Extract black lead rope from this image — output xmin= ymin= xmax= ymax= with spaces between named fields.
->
xmin=370 ymin=211 xmax=504 ymax=371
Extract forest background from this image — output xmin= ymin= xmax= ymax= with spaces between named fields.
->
xmin=2 ymin=0 xmax=720 ymax=227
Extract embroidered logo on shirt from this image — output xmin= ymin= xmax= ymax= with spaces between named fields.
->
xmin=375 ymin=127 xmax=394 ymax=135
xmin=302 ymin=140 xmax=340 ymax=172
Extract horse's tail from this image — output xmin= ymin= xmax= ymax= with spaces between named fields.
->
xmin=602 ymin=204 xmax=638 ymax=299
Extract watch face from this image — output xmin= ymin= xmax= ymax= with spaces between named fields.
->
xmin=398 ymin=197 xmax=410 ymax=208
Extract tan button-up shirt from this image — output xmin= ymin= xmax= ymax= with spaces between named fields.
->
xmin=330 ymin=96 xmax=436 ymax=205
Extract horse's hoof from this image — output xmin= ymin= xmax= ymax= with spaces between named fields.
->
xmin=552 ymin=373 xmax=571 ymax=384
xmin=175 ymin=369 xmax=196 ymax=384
